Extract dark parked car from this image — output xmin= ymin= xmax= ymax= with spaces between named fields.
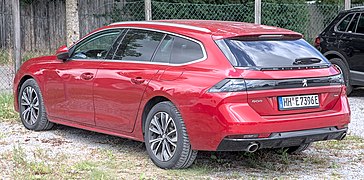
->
xmin=316 ymin=6 xmax=364 ymax=94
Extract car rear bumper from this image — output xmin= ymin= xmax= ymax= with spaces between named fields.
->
xmin=217 ymin=127 xmax=347 ymax=151
xmin=182 ymin=91 xmax=350 ymax=151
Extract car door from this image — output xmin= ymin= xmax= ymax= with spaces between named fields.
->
xmin=348 ymin=13 xmax=364 ymax=84
xmin=336 ymin=13 xmax=357 ymax=57
xmin=337 ymin=12 xmax=364 ymax=85
xmin=93 ymin=29 xmax=165 ymax=132
xmin=45 ymin=29 xmax=121 ymax=125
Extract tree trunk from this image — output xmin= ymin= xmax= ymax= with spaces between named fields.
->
xmin=66 ymin=0 xmax=79 ymax=47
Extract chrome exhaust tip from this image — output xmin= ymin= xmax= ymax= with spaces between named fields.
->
xmin=246 ymin=142 xmax=259 ymax=152
xmin=339 ymin=133 xmax=347 ymax=140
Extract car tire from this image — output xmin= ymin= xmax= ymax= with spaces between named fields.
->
xmin=18 ymin=79 xmax=54 ymax=131
xmin=144 ymin=101 xmax=198 ymax=169
xmin=284 ymin=143 xmax=312 ymax=154
xmin=329 ymin=58 xmax=352 ymax=95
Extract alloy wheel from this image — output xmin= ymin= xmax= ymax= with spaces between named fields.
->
xmin=20 ymin=86 xmax=39 ymax=125
xmin=148 ymin=111 xmax=178 ymax=162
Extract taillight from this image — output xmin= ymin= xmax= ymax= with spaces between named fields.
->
xmin=314 ymin=37 xmax=321 ymax=48
xmin=329 ymin=74 xmax=345 ymax=85
xmin=208 ymin=79 xmax=246 ymax=93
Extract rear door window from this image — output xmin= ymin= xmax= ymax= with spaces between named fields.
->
xmin=153 ymin=35 xmax=173 ymax=63
xmin=113 ymin=29 xmax=165 ymax=62
xmin=347 ymin=13 xmax=360 ymax=33
xmin=216 ymin=38 xmax=329 ymax=68
xmin=337 ymin=14 xmax=354 ymax=32
xmin=153 ymin=35 xmax=204 ymax=64
xmin=356 ymin=14 xmax=364 ymax=34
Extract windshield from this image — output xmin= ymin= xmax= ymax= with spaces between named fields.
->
xmin=216 ymin=38 xmax=330 ymax=68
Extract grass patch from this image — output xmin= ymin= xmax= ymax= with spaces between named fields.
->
xmin=314 ymin=135 xmax=364 ymax=150
xmin=9 ymin=145 xmax=113 ymax=179
xmin=4 ymin=138 xmax=363 ymax=179
xmin=0 ymin=93 xmax=18 ymax=121
xmin=12 ymin=146 xmax=53 ymax=179
xmin=73 ymin=161 xmax=97 ymax=171
xmin=71 ymin=160 xmax=114 ymax=179
xmin=167 ymin=164 xmax=212 ymax=178
xmin=0 ymin=49 xmax=12 ymax=65
xmin=302 ymin=154 xmax=328 ymax=165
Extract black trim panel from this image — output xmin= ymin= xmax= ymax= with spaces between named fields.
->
xmin=217 ymin=127 xmax=347 ymax=151
xmin=245 ymin=75 xmax=343 ymax=91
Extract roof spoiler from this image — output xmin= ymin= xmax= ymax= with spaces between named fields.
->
xmin=228 ymin=34 xmax=303 ymax=41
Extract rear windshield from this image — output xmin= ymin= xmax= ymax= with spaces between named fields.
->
xmin=215 ymin=39 xmax=330 ymax=68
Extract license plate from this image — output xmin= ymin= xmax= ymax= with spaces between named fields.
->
xmin=278 ymin=94 xmax=319 ymax=110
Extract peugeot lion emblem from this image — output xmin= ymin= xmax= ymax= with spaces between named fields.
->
xmin=302 ymin=79 xmax=308 ymax=87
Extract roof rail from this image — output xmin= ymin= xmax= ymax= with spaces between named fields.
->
xmin=351 ymin=6 xmax=364 ymax=10
xmin=109 ymin=21 xmax=211 ymax=33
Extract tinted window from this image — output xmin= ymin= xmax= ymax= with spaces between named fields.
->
xmin=153 ymin=35 xmax=204 ymax=64
xmin=113 ymin=29 xmax=165 ymax=61
xmin=153 ymin=35 xmax=173 ymax=63
xmin=216 ymin=39 xmax=329 ymax=68
xmin=71 ymin=30 xmax=120 ymax=59
xmin=171 ymin=36 xmax=204 ymax=64
xmin=104 ymin=29 xmax=126 ymax=59
xmin=347 ymin=13 xmax=359 ymax=33
xmin=337 ymin=14 xmax=354 ymax=32
xmin=357 ymin=14 xmax=364 ymax=34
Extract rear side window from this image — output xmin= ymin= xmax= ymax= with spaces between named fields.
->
xmin=216 ymin=39 xmax=329 ymax=68
xmin=357 ymin=14 xmax=364 ymax=34
xmin=337 ymin=14 xmax=354 ymax=32
xmin=153 ymin=35 xmax=204 ymax=64
xmin=347 ymin=13 xmax=359 ymax=33
xmin=113 ymin=29 xmax=165 ymax=61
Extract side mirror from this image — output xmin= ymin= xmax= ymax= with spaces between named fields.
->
xmin=56 ymin=45 xmax=69 ymax=61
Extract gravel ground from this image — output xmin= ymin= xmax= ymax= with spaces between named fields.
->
xmin=0 ymin=88 xmax=364 ymax=179
xmin=348 ymin=87 xmax=364 ymax=138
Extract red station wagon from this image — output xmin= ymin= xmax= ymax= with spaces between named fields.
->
xmin=13 ymin=20 xmax=350 ymax=169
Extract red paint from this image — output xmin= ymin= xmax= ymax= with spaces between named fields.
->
xmin=13 ymin=20 xmax=350 ymax=151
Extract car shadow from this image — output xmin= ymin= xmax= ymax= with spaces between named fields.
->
xmin=50 ymin=124 xmax=340 ymax=174
xmin=52 ymin=124 xmax=145 ymax=150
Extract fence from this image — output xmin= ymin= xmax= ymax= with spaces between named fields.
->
xmin=0 ymin=0 xmax=363 ymax=92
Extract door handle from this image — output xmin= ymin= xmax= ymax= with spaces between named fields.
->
xmin=80 ymin=72 xmax=94 ymax=80
xmin=131 ymin=77 xmax=145 ymax=84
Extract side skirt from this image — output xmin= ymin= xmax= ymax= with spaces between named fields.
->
xmin=350 ymin=70 xmax=364 ymax=86
xmin=48 ymin=116 xmax=144 ymax=142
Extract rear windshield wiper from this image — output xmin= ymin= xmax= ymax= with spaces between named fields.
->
xmin=293 ymin=58 xmax=322 ymax=65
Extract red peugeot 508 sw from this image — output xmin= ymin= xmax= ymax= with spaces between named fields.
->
xmin=14 ymin=20 xmax=350 ymax=169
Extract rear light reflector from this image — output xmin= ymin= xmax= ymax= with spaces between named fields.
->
xmin=314 ymin=37 xmax=321 ymax=47
xmin=329 ymin=74 xmax=345 ymax=85
xmin=209 ymin=74 xmax=343 ymax=93
xmin=225 ymin=134 xmax=259 ymax=139
xmin=208 ymin=79 xmax=246 ymax=93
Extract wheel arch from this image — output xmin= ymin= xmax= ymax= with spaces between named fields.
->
xmin=141 ymin=96 xmax=172 ymax=135
xmin=323 ymin=50 xmax=350 ymax=68
xmin=17 ymin=75 xmax=35 ymax=94
xmin=14 ymin=75 xmax=36 ymax=112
